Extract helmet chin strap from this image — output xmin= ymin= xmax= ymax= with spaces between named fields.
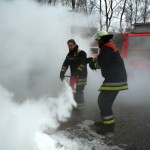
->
xmin=98 ymin=39 xmax=103 ymax=48
xmin=98 ymin=39 xmax=110 ymax=48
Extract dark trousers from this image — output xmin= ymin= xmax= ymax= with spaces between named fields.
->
xmin=98 ymin=90 xmax=119 ymax=117
xmin=74 ymin=85 xmax=85 ymax=104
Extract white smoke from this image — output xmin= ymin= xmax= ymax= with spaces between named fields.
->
xmin=0 ymin=2 xmax=67 ymax=98
xmin=0 ymin=82 xmax=76 ymax=150
xmin=0 ymin=1 xmax=107 ymax=150
xmin=0 ymin=0 xmax=96 ymax=100
xmin=1 ymin=0 xmax=149 ymax=150
xmin=118 ymin=56 xmax=150 ymax=105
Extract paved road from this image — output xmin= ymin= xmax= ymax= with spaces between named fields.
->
xmin=60 ymin=101 xmax=150 ymax=150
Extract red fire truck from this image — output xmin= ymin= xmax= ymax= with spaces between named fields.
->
xmin=121 ymin=23 xmax=150 ymax=68
xmin=90 ymin=23 xmax=150 ymax=68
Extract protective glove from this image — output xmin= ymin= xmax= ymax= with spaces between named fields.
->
xmin=86 ymin=57 xmax=94 ymax=64
xmin=89 ymin=62 xmax=97 ymax=70
xmin=87 ymin=57 xmax=97 ymax=64
xmin=60 ymin=72 xmax=65 ymax=81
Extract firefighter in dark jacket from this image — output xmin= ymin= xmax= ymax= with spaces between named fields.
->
xmin=89 ymin=31 xmax=128 ymax=135
xmin=60 ymin=39 xmax=87 ymax=109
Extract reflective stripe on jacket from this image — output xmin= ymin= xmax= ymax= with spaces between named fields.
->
xmin=77 ymin=78 xmax=87 ymax=85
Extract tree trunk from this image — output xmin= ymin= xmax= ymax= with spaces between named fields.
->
xmin=72 ymin=0 xmax=76 ymax=10
xmin=120 ymin=0 xmax=127 ymax=32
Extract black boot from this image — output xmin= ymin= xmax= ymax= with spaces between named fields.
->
xmin=96 ymin=124 xmax=114 ymax=135
xmin=93 ymin=121 xmax=104 ymax=126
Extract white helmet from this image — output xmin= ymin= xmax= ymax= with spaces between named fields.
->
xmin=94 ymin=31 xmax=113 ymax=40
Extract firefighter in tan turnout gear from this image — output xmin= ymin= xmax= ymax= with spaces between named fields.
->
xmin=89 ymin=31 xmax=128 ymax=135
xmin=60 ymin=39 xmax=87 ymax=109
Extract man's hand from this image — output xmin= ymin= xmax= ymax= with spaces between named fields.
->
xmin=89 ymin=62 xmax=97 ymax=70
xmin=60 ymin=72 xmax=65 ymax=81
xmin=86 ymin=57 xmax=94 ymax=64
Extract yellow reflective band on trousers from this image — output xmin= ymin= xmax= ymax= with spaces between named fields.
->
xmin=78 ymin=64 xmax=85 ymax=71
xmin=79 ymin=64 xmax=85 ymax=68
xmin=77 ymin=78 xmax=87 ymax=85
xmin=77 ymin=67 xmax=83 ymax=71
xmin=103 ymin=119 xmax=115 ymax=124
xmin=61 ymin=68 xmax=66 ymax=72
xmin=99 ymin=85 xmax=128 ymax=91
xmin=61 ymin=66 xmax=67 ymax=72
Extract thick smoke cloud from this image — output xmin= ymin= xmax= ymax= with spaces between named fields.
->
xmin=119 ymin=56 xmax=150 ymax=105
xmin=0 ymin=82 xmax=76 ymax=150
xmin=0 ymin=0 xmax=150 ymax=150
xmin=0 ymin=0 xmax=94 ymax=100
xmin=0 ymin=1 xmax=99 ymax=150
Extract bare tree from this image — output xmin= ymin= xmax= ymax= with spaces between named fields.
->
xmin=125 ymin=1 xmax=134 ymax=27
xmin=71 ymin=0 xmax=76 ymax=10
xmin=103 ymin=0 xmax=122 ymax=31
xmin=119 ymin=0 xmax=127 ymax=32
xmin=141 ymin=0 xmax=149 ymax=23
xmin=134 ymin=0 xmax=138 ymax=23
xmin=74 ymin=0 xmax=97 ymax=14
xmin=34 ymin=0 xmax=150 ymax=32
xmin=35 ymin=0 xmax=58 ymax=5
xmin=89 ymin=0 xmax=96 ymax=14
xmin=99 ymin=0 xmax=102 ymax=30
xmin=104 ymin=0 xmax=114 ymax=31
xmin=124 ymin=0 xmax=150 ymax=28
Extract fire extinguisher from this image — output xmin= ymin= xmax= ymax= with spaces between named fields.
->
xmin=65 ymin=75 xmax=77 ymax=97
